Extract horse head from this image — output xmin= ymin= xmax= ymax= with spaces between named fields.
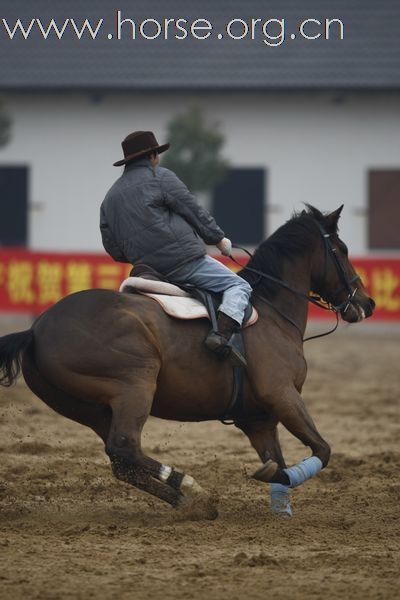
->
xmin=308 ymin=205 xmax=375 ymax=323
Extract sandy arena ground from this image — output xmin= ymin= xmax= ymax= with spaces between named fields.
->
xmin=0 ymin=319 xmax=399 ymax=600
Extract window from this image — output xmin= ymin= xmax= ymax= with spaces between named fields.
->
xmin=369 ymin=170 xmax=400 ymax=250
xmin=0 ymin=166 xmax=28 ymax=247
xmin=212 ymin=168 xmax=266 ymax=246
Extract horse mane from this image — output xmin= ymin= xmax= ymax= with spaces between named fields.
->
xmin=239 ymin=205 xmax=338 ymax=299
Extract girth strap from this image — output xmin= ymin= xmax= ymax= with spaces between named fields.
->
xmin=220 ymin=332 xmax=268 ymax=425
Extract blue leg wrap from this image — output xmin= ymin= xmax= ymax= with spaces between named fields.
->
xmin=284 ymin=456 xmax=323 ymax=488
xmin=270 ymin=483 xmax=292 ymax=516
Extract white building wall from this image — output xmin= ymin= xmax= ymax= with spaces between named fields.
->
xmin=1 ymin=91 xmax=399 ymax=255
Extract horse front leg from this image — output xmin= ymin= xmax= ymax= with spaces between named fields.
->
xmin=253 ymin=386 xmax=331 ymax=488
xmin=236 ymin=419 xmax=293 ymax=516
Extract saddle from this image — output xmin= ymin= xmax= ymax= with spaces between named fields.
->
xmin=120 ymin=264 xmax=258 ymax=328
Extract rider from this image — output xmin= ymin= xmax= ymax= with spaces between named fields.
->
xmin=100 ymin=130 xmax=252 ymax=367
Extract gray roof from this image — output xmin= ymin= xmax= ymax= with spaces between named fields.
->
xmin=1 ymin=0 xmax=399 ymax=91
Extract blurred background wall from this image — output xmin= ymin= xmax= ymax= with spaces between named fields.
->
xmin=1 ymin=92 xmax=400 ymax=254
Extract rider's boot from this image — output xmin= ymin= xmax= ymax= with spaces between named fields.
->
xmin=204 ymin=312 xmax=247 ymax=368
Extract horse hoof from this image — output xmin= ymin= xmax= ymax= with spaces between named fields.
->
xmin=176 ymin=475 xmax=219 ymax=520
xmin=252 ymin=459 xmax=279 ymax=483
xmin=180 ymin=474 xmax=204 ymax=496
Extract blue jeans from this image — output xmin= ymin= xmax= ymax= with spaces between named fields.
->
xmin=168 ymin=255 xmax=252 ymax=325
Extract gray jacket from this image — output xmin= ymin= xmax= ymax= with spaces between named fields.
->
xmin=100 ymin=158 xmax=224 ymax=274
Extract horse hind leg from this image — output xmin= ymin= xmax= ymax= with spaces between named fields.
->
xmin=24 ymin=347 xmax=216 ymax=516
xmin=107 ymin=385 xmax=218 ymax=518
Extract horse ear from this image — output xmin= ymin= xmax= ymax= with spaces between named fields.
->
xmin=326 ymin=205 xmax=344 ymax=232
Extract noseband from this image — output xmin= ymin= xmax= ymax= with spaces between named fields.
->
xmin=231 ymin=221 xmax=361 ymax=342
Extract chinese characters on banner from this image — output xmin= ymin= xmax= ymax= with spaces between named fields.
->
xmin=0 ymin=250 xmax=131 ymax=313
xmin=0 ymin=250 xmax=399 ymax=319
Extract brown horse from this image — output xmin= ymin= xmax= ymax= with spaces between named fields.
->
xmin=0 ymin=205 xmax=374 ymax=517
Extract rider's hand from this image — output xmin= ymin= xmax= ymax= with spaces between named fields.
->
xmin=216 ymin=237 xmax=232 ymax=256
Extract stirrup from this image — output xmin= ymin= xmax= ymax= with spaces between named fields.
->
xmin=205 ymin=331 xmax=247 ymax=368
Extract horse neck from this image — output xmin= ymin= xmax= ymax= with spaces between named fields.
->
xmin=254 ymin=251 xmax=313 ymax=339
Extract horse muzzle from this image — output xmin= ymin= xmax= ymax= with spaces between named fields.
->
xmin=341 ymin=295 xmax=375 ymax=323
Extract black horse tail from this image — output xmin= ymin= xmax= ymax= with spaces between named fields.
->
xmin=0 ymin=329 xmax=34 ymax=387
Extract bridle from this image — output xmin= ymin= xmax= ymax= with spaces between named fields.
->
xmin=315 ymin=221 xmax=360 ymax=314
xmin=231 ymin=221 xmax=361 ymax=342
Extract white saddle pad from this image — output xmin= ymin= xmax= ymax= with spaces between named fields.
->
xmin=119 ymin=277 xmax=258 ymax=326
xmin=119 ymin=277 xmax=190 ymax=297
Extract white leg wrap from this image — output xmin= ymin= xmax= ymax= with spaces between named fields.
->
xmin=284 ymin=456 xmax=323 ymax=488
xmin=158 ymin=464 xmax=172 ymax=482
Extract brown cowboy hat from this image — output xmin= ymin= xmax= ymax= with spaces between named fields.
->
xmin=113 ymin=131 xmax=170 ymax=166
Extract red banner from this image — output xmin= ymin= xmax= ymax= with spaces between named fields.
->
xmin=0 ymin=249 xmax=131 ymax=313
xmin=0 ymin=250 xmax=399 ymax=320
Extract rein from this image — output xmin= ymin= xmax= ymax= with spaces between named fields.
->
xmin=231 ymin=223 xmax=359 ymax=343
